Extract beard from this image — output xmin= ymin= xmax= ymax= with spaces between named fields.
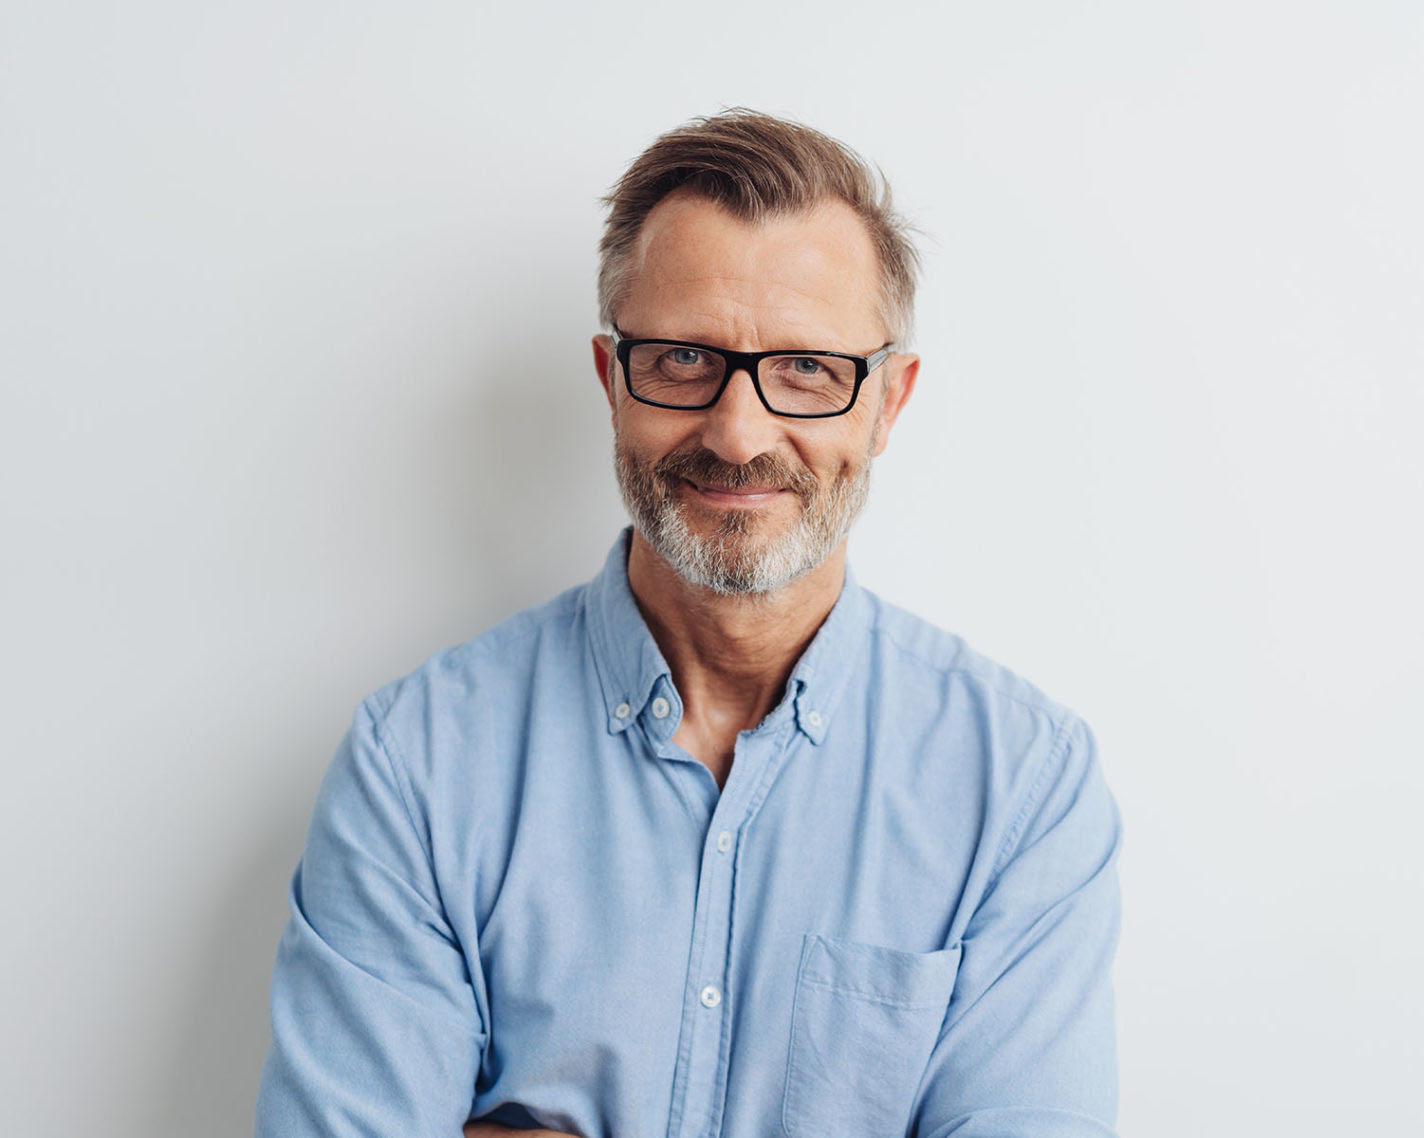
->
xmin=613 ymin=422 xmax=879 ymax=597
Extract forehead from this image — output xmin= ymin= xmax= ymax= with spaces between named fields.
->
xmin=619 ymin=191 xmax=884 ymax=350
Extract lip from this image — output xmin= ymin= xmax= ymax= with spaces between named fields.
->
xmin=683 ymin=478 xmax=788 ymax=507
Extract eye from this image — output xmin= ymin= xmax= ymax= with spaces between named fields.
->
xmin=670 ymin=348 xmax=704 ymax=366
xmin=790 ymin=356 xmax=824 ymax=375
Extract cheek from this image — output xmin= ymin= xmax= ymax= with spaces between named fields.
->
xmin=616 ymin=421 xmax=712 ymax=483
xmin=794 ymin=429 xmax=874 ymax=483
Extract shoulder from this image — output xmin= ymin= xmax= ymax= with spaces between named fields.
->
xmin=857 ymin=589 xmax=1114 ymax=866
xmin=857 ymin=589 xmax=1099 ymax=816
xmin=861 ymin=588 xmax=1079 ymax=730
xmin=356 ymin=582 xmax=590 ymax=765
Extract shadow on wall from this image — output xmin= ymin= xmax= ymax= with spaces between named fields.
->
xmin=447 ymin=327 xmax=625 ymax=627
xmin=152 ymin=297 xmax=622 ymax=1137
xmin=154 ymin=788 xmax=313 ymax=1138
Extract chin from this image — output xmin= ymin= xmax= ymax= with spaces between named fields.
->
xmin=680 ymin=502 xmax=786 ymax=542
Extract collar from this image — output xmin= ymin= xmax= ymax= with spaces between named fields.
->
xmin=584 ymin=527 xmax=871 ymax=747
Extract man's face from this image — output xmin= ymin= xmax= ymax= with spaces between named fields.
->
xmin=593 ymin=191 xmax=918 ymax=595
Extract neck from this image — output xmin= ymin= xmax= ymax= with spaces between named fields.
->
xmin=625 ymin=528 xmax=846 ymax=733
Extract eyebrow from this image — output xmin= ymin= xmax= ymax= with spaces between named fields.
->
xmin=614 ymin=325 xmax=861 ymax=353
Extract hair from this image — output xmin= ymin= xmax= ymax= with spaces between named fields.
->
xmin=597 ymin=108 xmax=921 ymax=345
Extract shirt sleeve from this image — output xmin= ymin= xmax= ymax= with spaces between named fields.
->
xmin=911 ymin=715 xmax=1123 ymax=1138
xmin=255 ymin=697 xmax=486 ymax=1136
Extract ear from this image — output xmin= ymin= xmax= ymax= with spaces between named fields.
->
xmin=871 ymin=352 xmax=919 ymax=456
xmin=591 ymin=334 xmax=617 ymax=420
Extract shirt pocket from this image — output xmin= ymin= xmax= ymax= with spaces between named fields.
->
xmin=781 ymin=933 xmax=962 ymax=1138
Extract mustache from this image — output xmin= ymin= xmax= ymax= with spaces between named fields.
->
xmin=652 ymin=446 xmax=819 ymax=502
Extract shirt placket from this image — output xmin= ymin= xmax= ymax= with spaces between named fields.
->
xmin=663 ymin=719 xmax=795 ymax=1138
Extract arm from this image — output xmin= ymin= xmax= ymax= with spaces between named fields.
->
xmin=255 ymin=698 xmax=487 ymax=1136
xmin=911 ymin=716 xmax=1123 ymax=1138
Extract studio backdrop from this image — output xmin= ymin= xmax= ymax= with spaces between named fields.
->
xmin=2 ymin=2 xmax=1420 ymax=1135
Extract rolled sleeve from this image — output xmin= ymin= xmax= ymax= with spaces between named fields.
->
xmin=255 ymin=698 xmax=486 ymax=1137
xmin=912 ymin=716 xmax=1123 ymax=1138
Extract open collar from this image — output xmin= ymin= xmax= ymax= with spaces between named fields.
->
xmin=584 ymin=528 xmax=870 ymax=746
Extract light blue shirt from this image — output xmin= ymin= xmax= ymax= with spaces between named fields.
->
xmin=256 ymin=528 xmax=1122 ymax=1137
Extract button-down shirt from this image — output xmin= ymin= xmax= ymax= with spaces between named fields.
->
xmin=256 ymin=528 xmax=1123 ymax=1138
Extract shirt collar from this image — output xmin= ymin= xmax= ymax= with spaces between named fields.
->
xmin=584 ymin=527 xmax=870 ymax=745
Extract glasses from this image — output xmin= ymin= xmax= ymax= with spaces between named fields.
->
xmin=611 ymin=324 xmax=893 ymax=419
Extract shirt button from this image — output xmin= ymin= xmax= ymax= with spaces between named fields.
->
xmin=699 ymin=985 xmax=721 ymax=1008
xmin=651 ymin=696 xmax=671 ymax=719
xmin=716 ymin=830 xmax=732 ymax=853
xmin=614 ymin=702 xmax=631 ymax=719
xmin=806 ymin=709 xmax=823 ymax=728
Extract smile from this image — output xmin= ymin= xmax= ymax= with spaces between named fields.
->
xmin=682 ymin=479 xmax=789 ymax=507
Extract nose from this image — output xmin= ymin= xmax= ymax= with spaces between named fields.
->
xmin=698 ymin=367 xmax=781 ymax=466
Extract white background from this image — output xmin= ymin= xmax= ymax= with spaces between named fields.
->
xmin=2 ymin=2 xmax=1420 ymax=1135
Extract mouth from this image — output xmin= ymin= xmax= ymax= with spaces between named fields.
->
xmin=682 ymin=478 xmax=789 ymax=508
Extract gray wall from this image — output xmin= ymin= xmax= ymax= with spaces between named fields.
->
xmin=2 ymin=2 xmax=1420 ymax=1134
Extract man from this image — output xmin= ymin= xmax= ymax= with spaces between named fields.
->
xmin=256 ymin=110 xmax=1122 ymax=1138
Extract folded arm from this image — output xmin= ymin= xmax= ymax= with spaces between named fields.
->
xmin=255 ymin=698 xmax=487 ymax=1136
xmin=911 ymin=716 xmax=1123 ymax=1138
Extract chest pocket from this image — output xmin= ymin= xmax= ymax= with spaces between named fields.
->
xmin=781 ymin=933 xmax=962 ymax=1137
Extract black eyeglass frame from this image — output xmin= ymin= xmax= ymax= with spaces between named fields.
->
xmin=610 ymin=324 xmax=894 ymax=419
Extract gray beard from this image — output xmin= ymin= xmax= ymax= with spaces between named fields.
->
xmin=612 ymin=431 xmax=877 ymax=597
